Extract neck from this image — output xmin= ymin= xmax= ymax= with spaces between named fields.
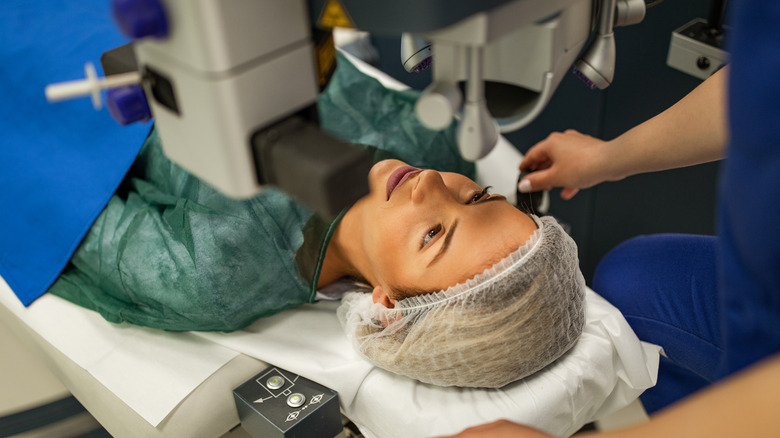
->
xmin=317 ymin=202 xmax=375 ymax=288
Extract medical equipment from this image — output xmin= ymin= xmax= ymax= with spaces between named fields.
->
xmin=45 ymin=0 xmax=647 ymax=218
xmin=233 ymin=365 xmax=341 ymax=438
xmin=400 ymin=33 xmax=432 ymax=73
xmin=666 ymin=0 xmax=729 ymax=80
xmin=573 ymin=0 xmax=647 ymax=89
xmin=44 ymin=64 xmax=141 ymax=111
xmin=573 ymin=0 xmax=617 ymax=89
xmin=339 ymin=215 xmax=585 ymax=388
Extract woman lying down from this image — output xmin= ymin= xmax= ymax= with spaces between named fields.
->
xmin=50 ymin=129 xmax=585 ymax=388
xmin=49 ymin=60 xmax=585 ymax=389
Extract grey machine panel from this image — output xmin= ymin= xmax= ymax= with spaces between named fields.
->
xmin=233 ymin=365 xmax=341 ymax=438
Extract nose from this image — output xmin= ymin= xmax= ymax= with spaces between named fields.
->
xmin=411 ymin=170 xmax=450 ymax=205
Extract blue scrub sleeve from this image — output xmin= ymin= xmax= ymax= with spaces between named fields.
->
xmin=717 ymin=0 xmax=780 ymax=377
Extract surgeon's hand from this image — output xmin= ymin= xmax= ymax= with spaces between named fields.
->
xmin=518 ymin=129 xmax=617 ymax=200
xmin=435 ymin=419 xmax=554 ymax=438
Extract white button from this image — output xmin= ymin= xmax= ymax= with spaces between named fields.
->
xmin=287 ymin=393 xmax=306 ymax=408
xmin=266 ymin=376 xmax=284 ymax=390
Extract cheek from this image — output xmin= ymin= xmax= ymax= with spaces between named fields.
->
xmin=369 ymin=218 xmax=404 ymax=259
xmin=364 ymin=210 xmax=417 ymax=278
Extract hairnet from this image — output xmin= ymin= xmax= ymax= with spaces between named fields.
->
xmin=337 ymin=215 xmax=586 ymax=388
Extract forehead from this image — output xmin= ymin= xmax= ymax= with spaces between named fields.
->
xmin=451 ymin=200 xmax=533 ymax=264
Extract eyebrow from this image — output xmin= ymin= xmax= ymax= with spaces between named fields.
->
xmin=424 ymin=194 xmax=508 ymax=268
xmin=427 ymin=219 xmax=458 ymax=268
xmin=483 ymin=194 xmax=507 ymax=203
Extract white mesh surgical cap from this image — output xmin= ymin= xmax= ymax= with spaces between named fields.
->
xmin=337 ymin=215 xmax=586 ymax=388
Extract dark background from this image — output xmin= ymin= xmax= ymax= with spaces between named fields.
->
xmin=368 ymin=0 xmax=722 ymax=284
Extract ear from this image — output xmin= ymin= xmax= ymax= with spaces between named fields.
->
xmin=372 ymin=285 xmax=395 ymax=308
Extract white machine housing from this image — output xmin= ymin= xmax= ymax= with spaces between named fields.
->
xmin=423 ymin=0 xmax=592 ymax=129
xmin=133 ymin=0 xmax=319 ymax=199
xmin=414 ymin=0 xmax=592 ymax=160
xmin=128 ymin=0 xmax=643 ymax=201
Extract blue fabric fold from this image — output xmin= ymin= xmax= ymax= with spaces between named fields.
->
xmin=0 ymin=0 xmax=151 ymax=305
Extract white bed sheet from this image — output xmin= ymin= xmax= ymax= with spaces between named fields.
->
xmin=0 ymin=276 xmax=240 ymax=427
xmin=1 ymin=273 xmax=658 ymax=438
xmin=194 ymin=289 xmax=659 ymax=438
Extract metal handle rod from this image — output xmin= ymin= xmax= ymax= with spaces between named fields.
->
xmin=708 ymin=0 xmax=728 ymax=33
xmin=598 ymin=0 xmax=618 ymax=36
xmin=465 ymin=45 xmax=484 ymax=104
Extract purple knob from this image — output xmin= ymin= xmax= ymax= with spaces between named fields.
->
xmin=112 ymin=0 xmax=169 ymax=39
xmin=107 ymin=85 xmax=152 ymax=126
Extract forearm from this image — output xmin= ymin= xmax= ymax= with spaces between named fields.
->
xmin=580 ymin=352 xmax=780 ymax=438
xmin=602 ymin=67 xmax=728 ymax=181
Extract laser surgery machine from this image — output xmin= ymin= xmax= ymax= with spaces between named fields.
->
xmin=45 ymin=0 xmax=648 ymax=217
xmin=1 ymin=0 xmax=665 ymax=436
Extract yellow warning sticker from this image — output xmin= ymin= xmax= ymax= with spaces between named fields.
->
xmin=315 ymin=31 xmax=337 ymax=86
xmin=318 ymin=0 xmax=355 ymax=29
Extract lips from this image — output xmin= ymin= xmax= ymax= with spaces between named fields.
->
xmin=386 ymin=166 xmax=422 ymax=200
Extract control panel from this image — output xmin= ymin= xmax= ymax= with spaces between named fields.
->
xmin=233 ymin=365 xmax=342 ymax=438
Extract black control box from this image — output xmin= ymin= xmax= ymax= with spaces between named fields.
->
xmin=233 ymin=365 xmax=341 ymax=438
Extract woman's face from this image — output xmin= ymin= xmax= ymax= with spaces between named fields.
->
xmin=352 ymin=159 xmax=538 ymax=304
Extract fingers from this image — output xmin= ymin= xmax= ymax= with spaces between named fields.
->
xmin=519 ymin=129 xmax=579 ymax=171
xmin=519 ymin=137 xmax=557 ymax=191
xmin=519 ymin=145 xmax=551 ymax=171
xmin=518 ymin=129 xmax=595 ymax=200
xmin=560 ymin=187 xmax=580 ymax=200
xmin=518 ymin=169 xmax=581 ymax=200
xmin=517 ymin=168 xmax=554 ymax=193
xmin=518 ymin=172 xmax=581 ymax=200
xmin=517 ymin=178 xmax=533 ymax=193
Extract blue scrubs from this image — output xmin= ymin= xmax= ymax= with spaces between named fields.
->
xmin=593 ymin=234 xmax=721 ymax=412
xmin=594 ymin=0 xmax=780 ymax=413
xmin=717 ymin=0 xmax=780 ymax=378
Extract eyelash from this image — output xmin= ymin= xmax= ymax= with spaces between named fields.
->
xmin=422 ymin=224 xmax=442 ymax=247
xmin=469 ymin=186 xmax=492 ymax=204
xmin=421 ymin=186 xmax=492 ymax=248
